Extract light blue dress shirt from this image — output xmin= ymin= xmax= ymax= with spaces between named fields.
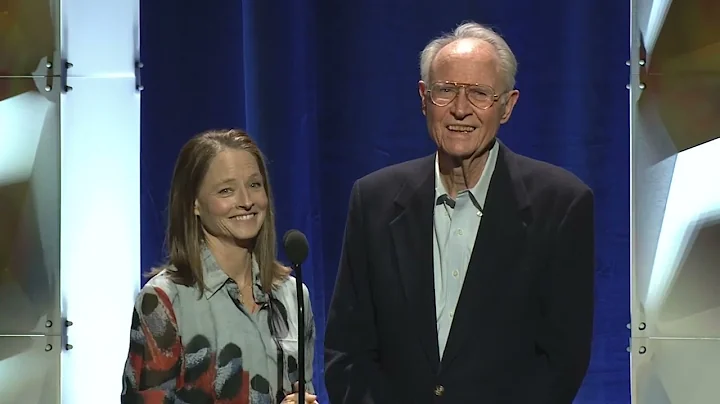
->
xmin=433 ymin=140 xmax=499 ymax=358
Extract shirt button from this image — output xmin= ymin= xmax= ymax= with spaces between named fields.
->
xmin=477 ymin=211 xmax=482 ymax=217
xmin=456 ymin=229 xmax=463 ymax=236
xmin=434 ymin=385 xmax=445 ymax=396
xmin=449 ymin=311 xmax=454 ymax=318
xmin=452 ymin=269 xmax=459 ymax=278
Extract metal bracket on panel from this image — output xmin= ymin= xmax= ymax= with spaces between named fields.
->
xmin=627 ymin=337 xmax=648 ymax=354
xmin=61 ymin=60 xmax=74 ymax=93
xmin=626 ymin=324 xmax=632 ymax=353
xmin=44 ymin=60 xmax=54 ymax=92
xmin=626 ymin=82 xmax=646 ymax=90
xmin=625 ymin=58 xmax=647 ymax=89
xmin=41 ymin=316 xmax=56 ymax=354
xmin=629 ymin=319 xmax=648 ymax=339
xmin=626 ymin=60 xmax=646 ymax=66
xmin=61 ymin=317 xmax=74 ymax=351
xmin=135 ymin=61 xmax=144 ymax=92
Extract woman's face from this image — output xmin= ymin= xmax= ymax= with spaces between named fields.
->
xmin=194 ymin=148 xmax=268 ymax=246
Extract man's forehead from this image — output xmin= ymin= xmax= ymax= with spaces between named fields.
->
xmin=430 ymin=39 xmax=500 ymax=82
xmin=436 ymin=38 xmax=497 ymax=63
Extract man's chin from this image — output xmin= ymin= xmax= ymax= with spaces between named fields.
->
xmin=438 ymin=145 xmax=478 ymax=161
xmin=439 ymin=137 xmax=496 ymax=160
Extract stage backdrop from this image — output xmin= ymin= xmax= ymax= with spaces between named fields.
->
xmin=140 ymin=1 xmax=630 ymax=403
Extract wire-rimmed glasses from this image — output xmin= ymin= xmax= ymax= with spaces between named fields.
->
xmin=427 ymin=81 xmax=503 ymax=110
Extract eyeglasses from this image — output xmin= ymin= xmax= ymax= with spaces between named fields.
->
xmin=427 ymin=81 xmax=503 ymax=110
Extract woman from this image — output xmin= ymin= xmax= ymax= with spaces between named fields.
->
xmin=121 ymin=129 xmax=318 ymax=404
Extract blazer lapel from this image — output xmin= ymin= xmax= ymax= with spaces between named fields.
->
xmin=440 ymin=144 xmax=532 ymax=369
xmin=389 ymin=155 xmax=440 ymax=373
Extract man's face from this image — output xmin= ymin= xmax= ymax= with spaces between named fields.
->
xmin=419 ymin=38 xmax=519 ymax=159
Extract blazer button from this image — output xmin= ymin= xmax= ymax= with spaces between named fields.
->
xmin=434 ymin=385 xmax=445 ymax=396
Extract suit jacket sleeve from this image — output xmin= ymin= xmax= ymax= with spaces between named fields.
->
xmin=534 ymin=188 xmax=595 ymax=403
xmin=324 ymin=180 xmax=399 ymax=404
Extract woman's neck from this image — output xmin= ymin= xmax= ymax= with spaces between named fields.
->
xmin=205 ymin=237 xmax=253 ymax=287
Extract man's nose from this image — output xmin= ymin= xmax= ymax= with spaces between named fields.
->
xmin=451 ymin=88 xmax=473 ymax=118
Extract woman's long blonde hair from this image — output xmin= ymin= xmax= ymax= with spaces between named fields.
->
xmin=150 ymin=129 xmax=287 ymax=294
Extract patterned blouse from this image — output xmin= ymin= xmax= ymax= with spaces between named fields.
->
xmin=121 ymin=247 xmax=316 ymax=404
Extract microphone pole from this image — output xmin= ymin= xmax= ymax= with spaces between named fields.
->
xmin=282 ymin=229 xmax=309 ymax=402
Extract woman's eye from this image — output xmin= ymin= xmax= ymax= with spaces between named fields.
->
xmin=219 ymin=188 xmax=232 ymax=194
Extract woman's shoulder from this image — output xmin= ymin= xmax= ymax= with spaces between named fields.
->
xmin=136 ymin=267 xmax=186 ymax=308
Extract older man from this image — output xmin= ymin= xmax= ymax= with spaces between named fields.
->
xmin=324 ymin=22 xmax=595 ymax=404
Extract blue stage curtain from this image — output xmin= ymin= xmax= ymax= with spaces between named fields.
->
xmin=141 ymin=1 xmax=630 ymax=403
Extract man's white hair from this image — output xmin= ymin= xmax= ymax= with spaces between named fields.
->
xmin=419 ymin=22 xmax=518 ymax=92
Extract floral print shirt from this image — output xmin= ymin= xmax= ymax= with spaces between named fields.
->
xmin=121 ymin=247 xmax=316 ymax=403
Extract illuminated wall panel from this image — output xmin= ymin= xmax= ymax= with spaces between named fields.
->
xmin=0 ymin=75 xmax=62 ymax=403
xmin=59 ymin=0 xmax=141 ymax=401
xmin=60 ymin=0 xmax=140 ymax=77
xmin=631 ymin=0 xmax=720 ymax=402
xmin=1 ymin=0 xmax=141 ymax=403
xmin=1 ymin=0 xmax=63 ymax=401
xmin=59 ymin=77 xmax=141 ymax=403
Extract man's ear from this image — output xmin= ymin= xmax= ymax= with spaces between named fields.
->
xmin=418 ymin=80 xmax=428 ymax=116
xmin=500 ymin=89 xmax=520 ymax=124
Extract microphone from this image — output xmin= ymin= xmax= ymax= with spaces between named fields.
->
xmin=283 ymin=229 xmax=309 ymax=267
xmin=282 ymin=229 xmax=309 ymax=401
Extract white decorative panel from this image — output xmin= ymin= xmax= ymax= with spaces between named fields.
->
xmin=60 ymin=0 xmax=140 ymax=77
xmin=59 ymin=77 xmax=141 ymax=403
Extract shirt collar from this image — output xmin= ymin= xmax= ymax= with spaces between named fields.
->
xmin=434 ymin=139 xmax=499 ymax=208
xmin=200 ymin=245 xmax=266 ymax=302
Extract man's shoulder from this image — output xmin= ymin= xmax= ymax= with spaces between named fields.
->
xmin=509 ymin=150 xmax=592 ymax=202
xmin=355 ymin=155 xmax=433 ymax=191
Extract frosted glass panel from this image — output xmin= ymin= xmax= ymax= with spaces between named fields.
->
xmin=0 ymin=335 xmax=61 ymax=404
xmin=0 ymin=77 xmax=61 ymax=336
xmin=631 ymin=1 xmax=720 ymax=403
xmin=631 ymin=0 xmax=720 ymax=339
xmin=631 ymin=338 xmax=720 ymax=404
xmin=0 ymin=0 xmax=59 ymax=77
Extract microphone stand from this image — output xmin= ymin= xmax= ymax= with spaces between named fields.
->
xmin=292 ymin=262 xmax=306 ymax=402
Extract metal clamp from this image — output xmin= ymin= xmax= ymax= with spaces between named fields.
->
xmin=135 ymin=61 xmax=144 ymax=92
xmin=61 ymin=61 xmax=74 ymax=92
xmin=44 ymin=61 xmax=54 ymax=92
